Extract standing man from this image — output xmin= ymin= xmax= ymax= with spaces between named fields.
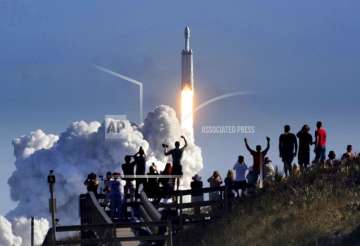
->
xmin=163 ymin=136 xmax=188 ymax=190
xmin=314 ymin=121 xmax=327 ymax=165
xmin=296 ymin=124 xmax=313 ymax=173
xmin=122 ymin=155 xmax=135 ymax=201
xmin=244 ymin=137 xmax=270 ymax=188
xmin=233 ymin=155 xmax=248 ymax=196
xmin=279 ymin=125 xmax=298 ymax=177
xmin=133 ymin=147 xmax=146 ymax=196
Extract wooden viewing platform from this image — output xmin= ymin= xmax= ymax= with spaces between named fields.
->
xmin=42 ymin=185 xmax=234 ymax=245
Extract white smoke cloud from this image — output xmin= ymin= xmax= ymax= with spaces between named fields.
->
xmin=5 ymin=105 xmax=203 ymax=242
xmin=0 ymin=216 xmax=22 ymax=246
xmin=12 ymin=129 xmax=58 ymax=160
xmin=12 ymin=217 xmax=49 ymax=246
xmin=0 ymin=216 xmax=48 ymax=246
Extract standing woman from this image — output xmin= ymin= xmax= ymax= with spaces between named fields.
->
xmin=224 ymin=170 xmax=236 ymax=199
xmin=146 ymin=163 xmax=160 ymax=201
xmin=296 ymin=124 xmax=313 ymax=173
xmin=160 ymin=163 xmax=174 ymax=199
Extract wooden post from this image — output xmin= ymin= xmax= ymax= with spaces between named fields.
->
xmin=179 ymin=194 xmax=183 ymax=231
xmin=47 ymin=171 xmax=57 ymax=245
xmin=30 ymin=217 xmax=34 ymax=246
xmin=167 ymin=220 xmax=173 ymax=246
xmin=112 ymin=223 xmax=117 ymax=246
xmin=259 ymin=152 xmax=264 ymax=189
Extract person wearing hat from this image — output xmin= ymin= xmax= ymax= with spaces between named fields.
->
xmin=191 ymin=174 xmax=203 ymax=217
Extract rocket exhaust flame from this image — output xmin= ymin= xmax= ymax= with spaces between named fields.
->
xmin=181 ymin=86 xmax=194 ymax=138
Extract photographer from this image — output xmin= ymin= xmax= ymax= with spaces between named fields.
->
xmin=133 ymin=147 xmax=146 ymax=196
xmin=84 ymin=172 xmax=99 ymax=195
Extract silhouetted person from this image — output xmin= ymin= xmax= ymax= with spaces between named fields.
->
xmin=244 ymin=137 xmax=270 ymax=186
xmin=163 ymin=135 xmax=188 ymax=190
xmin=133 ymin=147 xmax=146 ymax=196
xmin=224 ymin=170 xmax=236 ymax=199
xmin=102 ymin=171 xmax=112 ymax=208
xmin=279 ymin=125 xmax=298 ymax=177
xmin=233 ymin=155 xmax=248 ymax=196
xmin=207 ymin=171 xmax=222 ymax=200
xmin=103 ymin=171 xmax=112 ymax=193
xmin=191 ymin=174 xmax=203 ymax=217
xmin=122 ymin=155 xmax=135 ymax=201
xmin=145 ymin=163 xmax=160 ymax=201
xmin=326 ymin=150 xmax=340 ymax=169
xmin=160 ymin=163 xmax=174 ymax=198
xmin=314 ymin=121 xmax=327 ymax=165
xmin=297 ymin=124 xmax=313 ymax=173
xmin=341 ymin=145 xmax=355 ymax=161
xmin=84 ymin=173 xmax=99 ymax=195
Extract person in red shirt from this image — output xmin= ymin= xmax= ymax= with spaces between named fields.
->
xmin=314 ymin=121 xmax=327 ymax=164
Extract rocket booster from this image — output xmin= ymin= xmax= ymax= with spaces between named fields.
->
xmin=181 ymin=26 xmax=194 ymax=90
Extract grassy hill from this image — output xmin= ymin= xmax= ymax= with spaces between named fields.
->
xmin=179 ymin=159 xmax=360 ymax=246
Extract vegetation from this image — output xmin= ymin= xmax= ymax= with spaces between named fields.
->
xmin=179 ymin=159 xmax=360 ymax=246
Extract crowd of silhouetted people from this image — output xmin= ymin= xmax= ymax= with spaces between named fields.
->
xmin=83 ymin=121 xmax=360 ymax=220
xmin=83 ymin=136 xmax=188 ymax=220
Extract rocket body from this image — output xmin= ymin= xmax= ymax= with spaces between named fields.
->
xmin=181 ymin=26 xmax=194 ymax=90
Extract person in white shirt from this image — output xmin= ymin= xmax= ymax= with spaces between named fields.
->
xmin=233 ymin=155 xmax=248 ymax=196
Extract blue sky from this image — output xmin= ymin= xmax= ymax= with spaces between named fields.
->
xmin=1 ymin=0 xmax=360 ymax=214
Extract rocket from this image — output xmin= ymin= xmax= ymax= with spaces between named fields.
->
xmin=181 ymin=26 xmax=194 ymax=90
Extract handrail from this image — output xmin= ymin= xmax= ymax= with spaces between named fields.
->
xmin=88 ymin=192 xmax=113 ymax=224
xmin=139 ymin=191 xmax=162 ymax=221
xmin=79 ymin=192 xmax=115 ymax=245
xmin=170 ymin=185 xmax=225 ymax=196
xmin=55 ymin=220 xmax=171 ymax=232
xmin=42 ymin=192 xmax=115 ymax=246
xmin=158 ymin=199 xmax=223 ymax=209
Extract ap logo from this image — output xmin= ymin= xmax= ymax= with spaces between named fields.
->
xmin=104 ymin=115 xmax=127 ymax=140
